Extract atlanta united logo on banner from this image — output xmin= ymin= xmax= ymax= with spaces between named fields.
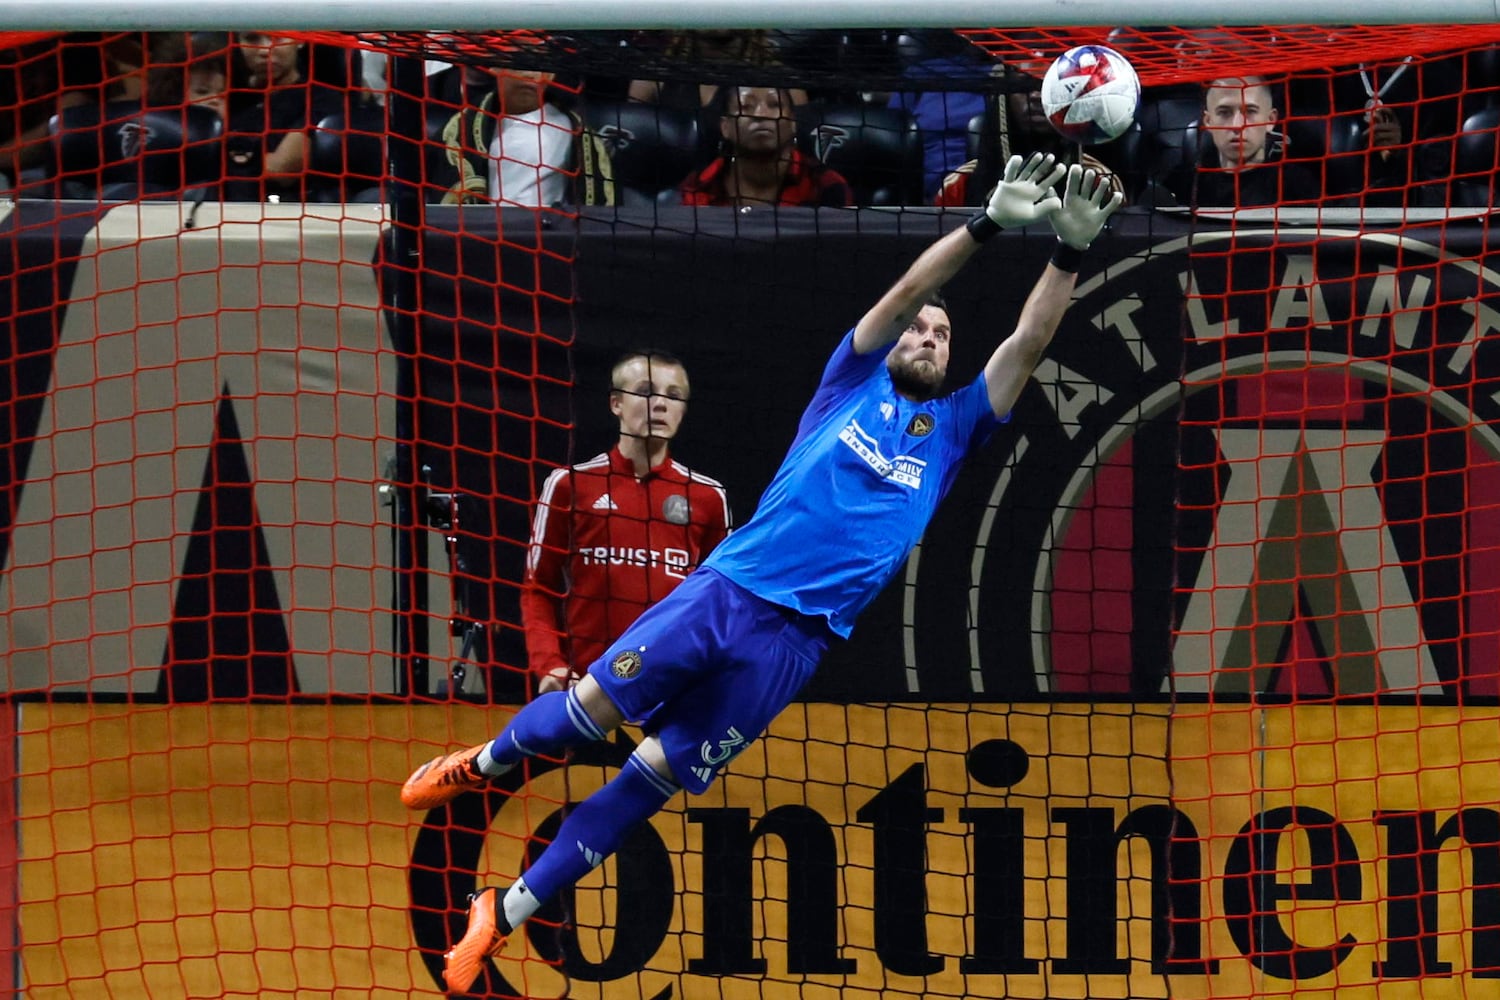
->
xmin=913 ymin=225 xmax=1500 ymax=699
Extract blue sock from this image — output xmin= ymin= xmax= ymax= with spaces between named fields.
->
xmin=487 ymin=688 xmax=608 ymax=770
xmin=518 ymin=753 xmax=679 ymax=907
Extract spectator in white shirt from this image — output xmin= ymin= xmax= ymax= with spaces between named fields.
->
xmin=440 ymin=67 xmax=612 ymax=207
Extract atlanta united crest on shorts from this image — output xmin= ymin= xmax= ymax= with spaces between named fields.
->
xmin=611 ymin=649 xmax=643 ymax=679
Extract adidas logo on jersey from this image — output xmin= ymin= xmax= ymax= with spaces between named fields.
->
xmin=577 ymin=840 xmax=603 ymax=868
xmin=592 ymin=493 xmax=618 ymax=510
xmin=692 ymin=766 xmax=713 ymax=784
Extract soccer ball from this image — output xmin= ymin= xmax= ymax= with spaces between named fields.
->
xmin=1039 ymin=44 xmax=1141 ymax=145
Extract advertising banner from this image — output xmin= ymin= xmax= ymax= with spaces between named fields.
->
xmin=15 ymin=702 xmax=1500 ymax=998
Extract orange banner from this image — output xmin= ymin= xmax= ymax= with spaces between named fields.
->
xmin=14 ymin=703 xmax=1498 ymax=998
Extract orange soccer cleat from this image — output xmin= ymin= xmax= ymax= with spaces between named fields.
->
xmin=400 ymin=743 xmax=491 ymax=809
xmin=444 ymin=887 xmax=510 ymax=992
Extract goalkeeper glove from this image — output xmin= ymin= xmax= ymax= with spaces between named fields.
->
xmin=1048 ymin=163 xmax=1125 ymax=252
xmin=967 ymin=152 xmax=1066 ymax=242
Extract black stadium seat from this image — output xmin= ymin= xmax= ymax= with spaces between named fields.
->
xmin=1452 ymin=106 xmax=1500 ymax=206
xmin=309 ymin=104 xmax=388 ymax=203
xmin=1138 ymin=85 xmax=1208 ymax=201
xmin=795 ymin=103 xmax=922 ymax=206
xmin=965 ymin=111 xmax=985 ymax=164
xmin=580 ymin=100 xmax=702 ymax=205
xmin=51 ymin=100 xmax=222 ymax=201
xmin=1292 ymin=113 xmax=1366 ymax=197
xmin=1464 ymin=45 xmax=1500 ymax=118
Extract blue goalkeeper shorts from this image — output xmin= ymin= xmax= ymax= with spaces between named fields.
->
xmin=587 ymin=567 xmax=831 ymax=794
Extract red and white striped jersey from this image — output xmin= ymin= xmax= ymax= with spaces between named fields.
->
xmin=522 ymin=446 xmax=730 ymax=679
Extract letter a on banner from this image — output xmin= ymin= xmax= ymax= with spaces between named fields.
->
xmin=1173 ymin=428 xmax=1441 ymax=695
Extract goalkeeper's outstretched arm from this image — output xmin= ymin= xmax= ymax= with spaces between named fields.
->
xmin=983 ymin=163 xmax=1123 ymax=418
xmin=851 ymin=153 xmax=1065 ymax=356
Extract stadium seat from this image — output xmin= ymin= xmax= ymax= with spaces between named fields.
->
xmin=1138 ymin=86 xmax=1210 ymax=201
xmin=50 ymin=100 xmax=222 ymax=201
xmin=795 ymin=103 xmax=923 ymax=206
xmin=1319 ymin=57 xmax=1465 ymax=175
xmin=309 ymin=103 xmax=388 ymax=202
xmin=1465 ymin=45 xmax=1500 ymax=116
xmin=580 ymin=99 xmax=702 ymax=204
xmin=1317 ymin=114 xmax=1369 ymax=197
xmin=1452 ymin=106 xmax=1500 ymax=206
xmin=1278 ymin=112 xmax=1374 ymax=197
xmin=965 ymin=111 xmax=985 ymax=164
xmin=771 ymin=30 xmax=845 ymax=76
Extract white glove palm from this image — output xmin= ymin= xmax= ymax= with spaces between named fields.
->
xmin=984 ymin=153 xmax=1066 ymax=229
xmin=1049 ymin=163 xmax=1125 ymax=250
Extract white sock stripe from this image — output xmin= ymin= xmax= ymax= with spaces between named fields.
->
xmin=565 ymin=689 xmax=607 ymax=741
xmin=508 ymin=730 xmax=536 ymax=757
xmin=626 ymin=752 xmax=680 ymax=798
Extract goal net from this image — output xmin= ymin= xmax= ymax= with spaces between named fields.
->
xmin=3 ymin=19 xmax=1500 ymax=999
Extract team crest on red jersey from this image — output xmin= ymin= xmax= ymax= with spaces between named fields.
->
xmin=662 ymin=494 xmax=689 ymax=525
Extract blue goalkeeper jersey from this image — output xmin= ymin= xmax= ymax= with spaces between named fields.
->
xmin=704 ymin=329 xmax=1004 ymax=637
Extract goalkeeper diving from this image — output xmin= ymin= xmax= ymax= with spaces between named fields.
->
xmin=402 ymin=152 xmax=1123 ymax=992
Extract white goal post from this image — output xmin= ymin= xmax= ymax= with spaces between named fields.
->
xmin=5 ymin=0 xmax=1500 ymax=30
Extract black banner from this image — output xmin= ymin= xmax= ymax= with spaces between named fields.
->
xmin=4 ymin=204 xmax=1498 ymax=702
xmin=413 ymin=206 xmax=1500 ymax=702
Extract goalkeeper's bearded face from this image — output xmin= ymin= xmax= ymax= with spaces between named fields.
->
xmin=887 ymin=304 xmax=951 ymax=401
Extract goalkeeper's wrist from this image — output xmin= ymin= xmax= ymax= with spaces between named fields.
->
xmin=1050 ymin=238 xmax=1086 ymax=272
xmin=966 ymin=210 xmax=1004 ymax=243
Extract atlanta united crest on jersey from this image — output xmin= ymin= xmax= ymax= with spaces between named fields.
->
xmin=706 ymin=329 xmax=1003 ymax=636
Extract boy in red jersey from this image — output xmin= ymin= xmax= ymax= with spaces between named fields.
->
xmin=523 ymin=349 xmax=731 ymax=694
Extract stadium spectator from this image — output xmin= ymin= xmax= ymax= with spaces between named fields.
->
xmin=627 ymin=31 xmax=778 ymax=110
xmin=439 ymin=66 xmax=613 ymax=206
xmin=220 ymin=31 xmax=342 ymax=202
xmin=401 ymin=153 xmax=1122 ymax=994
xmin=887 ymin=29 xmax=991 ymax=202
xmin=146 ymin=32 xmax=228 ymax=116
xmin=523 ymin=349 xmax=730 ymax=695
xmin=1174 ymin=76 xmax=1320 ymax=207
xmin=677 ymin=84 xmax=851 ymax=207
xmin=933 ymin=51 xmax=1124 ymax=208
xmin=1336 ymin=56 xmax=1460 ymax=207
xmin=356 ymin=47 xmax=453 ymax=106
xmin=0 ymin=32 xmax=150 ymax=193
xmin=186 ymin=59 xmax=228 ymax=123
xmin=1360 ymin=103 xmax=1412 ymax=202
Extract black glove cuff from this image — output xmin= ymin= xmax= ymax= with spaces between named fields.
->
xmin=1050 ymin=239 xmax=1085 ymax=273
xmin=966 ymin=211 xmax=1003 ymax=243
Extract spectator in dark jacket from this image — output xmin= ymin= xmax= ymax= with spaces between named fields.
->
xmin=1179 ymin=76 xmax=1320 ymax=207
xmin=220 ymin=31 xmax=342 ymax=202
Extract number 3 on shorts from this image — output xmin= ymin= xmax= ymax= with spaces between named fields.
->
xmin=700 ymin=727 xmax=747 ymax=766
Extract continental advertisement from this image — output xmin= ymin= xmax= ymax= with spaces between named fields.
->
xmin=15 ymin=701 xmax=1500 ymax=998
